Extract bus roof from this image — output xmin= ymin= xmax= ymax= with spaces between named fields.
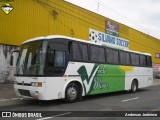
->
xmin=22 ymin=35 xmax=151 ymax=56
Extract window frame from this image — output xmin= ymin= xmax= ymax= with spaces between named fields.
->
xmin=140 ymin=55 xmax=147 ymax=67
xmin=44 ymin=40 xmax=67 ymax=76
xmin=89 ymin=44 xmax=106 ymax=63
xmin=70 ymin=41 xmax=89 ymax=62
xmin=106 ymin=48 xmax=120 ymax=65
xmin=68 ymin=39 xmax=152 ymax=68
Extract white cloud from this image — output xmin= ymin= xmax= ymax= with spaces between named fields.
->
xmin=65 ymin=0 xmax=160 ymax=39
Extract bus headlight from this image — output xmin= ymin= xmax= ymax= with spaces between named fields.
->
xmin=31 ymin=82 xmax=42 ymax=87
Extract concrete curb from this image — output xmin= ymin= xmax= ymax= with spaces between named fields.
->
xmin=0 ymin=98 xmax=27 ymax=103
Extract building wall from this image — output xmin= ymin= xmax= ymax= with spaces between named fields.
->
xmin=0 ymin=0 xmax=160 ymax=81
xmin=0 ymin=44 xmax=19 ymax=83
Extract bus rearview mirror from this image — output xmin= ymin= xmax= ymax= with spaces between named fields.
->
xmin=10 ymin=50 xmax=20 ymax=66
xmin=10 ymin=55 xmax=13 ymax=66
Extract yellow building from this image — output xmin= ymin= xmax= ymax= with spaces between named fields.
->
xmin=0 ymin=0 xmax=160 ymax=82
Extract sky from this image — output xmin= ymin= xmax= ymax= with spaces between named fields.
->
xmin=65 ymin=0 xmax=160 ymax=39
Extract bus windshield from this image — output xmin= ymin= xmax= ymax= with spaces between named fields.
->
xmin=15 ymin=40 xmax=47 ymax=76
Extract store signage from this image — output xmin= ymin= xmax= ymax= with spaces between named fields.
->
xmin=89 ymin=28 xmax=129 ymax=50
xmin=106 ymin=20 xmax=119 ymax=37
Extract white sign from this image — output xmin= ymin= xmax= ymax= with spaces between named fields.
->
xmin=89 ymin=28 xmax=129 ymax=50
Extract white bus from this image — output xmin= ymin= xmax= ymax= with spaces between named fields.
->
xmin=12 ymin=35 xmax=153 ymax=102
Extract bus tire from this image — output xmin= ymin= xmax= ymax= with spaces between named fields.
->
xmin=130 ymin=80 xmax=138 ymax=93
xmin=65 ymin=83 xmax=80 ymax=103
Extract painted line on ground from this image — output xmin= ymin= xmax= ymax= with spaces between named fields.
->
xmin=121 ymin=97 xmax=139 ymax=102
xmin=36 ymin=112 xmax=71 ymax=120
xmin=151 ymin=107 xmax=160 ymax=111
xmin=152 ymin=83 xmax=160 ymax=86
xmin=36 ymin=117 xmax=53 ymax=120
xmin=54 ymin=112 xmax=71 ymax=117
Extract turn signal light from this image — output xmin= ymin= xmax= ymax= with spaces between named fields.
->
xmin=31 ymin=82 xmax=42 ymax=87
xmin=37 ymin=82 xmax=42 ymax=87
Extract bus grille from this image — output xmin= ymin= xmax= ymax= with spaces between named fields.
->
xmin=17 ymin=83 xmax=31 ymax=86
xmin=18 ymin=89 xmax=31 ymax=97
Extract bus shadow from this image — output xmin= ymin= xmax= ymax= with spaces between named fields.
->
xmin=24 ymin=89 xmax=149 ymax=106
xmin=23 ymin=99 xmax=65 ymax=107
xmin=0 ymin=88 xmax=151 ymax=111
xmin=83 ymin=91 xmax=129 ymax=101
xmin=81 ymin=89 xmax=149 ymax=102
xmin=25 ymin=92 xmax=126 ymax=106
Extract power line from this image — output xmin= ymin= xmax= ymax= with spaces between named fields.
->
xmin=45 ymin=0 xmax=153 ymax=39
xmin=45 ymin=0 xmax=104 ymax=28
xmin=64 ymin=0 xmax=155 ymax=41
xmin=93 ymin=0 xmax=149 ymax=33
xmin=36 ymin=0 xmax=104 ymax=30
xmin=35 ymin=0 xmax=160 ymax=51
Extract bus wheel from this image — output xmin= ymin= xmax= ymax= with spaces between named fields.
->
xmin=130 ymin=80 xmax=138 ymax=93
xmin=65 ymin=83 xmax=79 ymax=103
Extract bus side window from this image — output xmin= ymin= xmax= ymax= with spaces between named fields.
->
xmin=46 ymin=45 xmax=54 ymax=66
xmin=90 ymin=45 xmax=98 ymax=62
xmin=113 ymin=50 xmax=119 ymax=64
xmin=119 ymin=51 xmax=126 ymax=65
xmin=147 ymin=56 xmax=152 ymax=67
xmin=131 ymin=53 xmax=136 ymax=66
xmin=135 ymin=54 xmax=140 ymax=66
xmin=106 ymin=49 xmax=113 ymax=64
xmin=54 ymin=51 xmax=65 ymax=67
xmin=72 ymin=42 xmax=88 ymax=61
xmin=79 ymin=43 xmax=88 ymax=61
xmin=126 ymin=52 xmax=131 ymax=65
xmin=98 ymin=47 xmax=105 ymax=63
xmin=106 ymin=49 xmax=119 ymax=64
xmin=119 ymin=51 xmax=130 ymax=66
xmin=45 ymin=42 xmax=66 ymax=75
xmin=140 ymin=55 xmax=147 ymax=67
xmin=72 ymin=43 xmax=81 ymax=60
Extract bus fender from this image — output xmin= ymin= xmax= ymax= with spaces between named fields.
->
xmin=62 ymin=79 xmax=84 ymax=98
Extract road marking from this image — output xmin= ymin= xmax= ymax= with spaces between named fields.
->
xmin=152 ymin=107 xmax=160 ymax=111
xmin=36 ymin=117 xmax=53 ymax=120
xmin=36 ymin=112 xmax=71 ymax=120
xmin=152 ymin=83 xmax=160 ymax=86
xmin=54 ymin=112 xmax=71 ymax=117
xmin=121 ymin=97 xmax=139 ymax=102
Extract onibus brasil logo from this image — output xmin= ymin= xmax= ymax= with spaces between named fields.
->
xmin=77 ymin=64 xmax=108 ymax=95
xmin=1 ymin=2 xmax=14 ymax=15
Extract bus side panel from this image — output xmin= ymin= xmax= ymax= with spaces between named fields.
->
xmin=88 ymin=64 xmax=125 ymax=95
xmin=124 ymin=67 xmax=153 ymax=90
xmin=44 ymin=63 xmax=153 ymax=100
xmin=65 ymin=62 xmax=126 ymax=96
xmin=45 ymin=77 xmax=67 ymax=100
xmin=65 ymin=62 xmax=96 ymax=96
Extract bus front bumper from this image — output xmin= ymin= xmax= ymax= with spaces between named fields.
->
xmin=14 ymin=84 xmax=47 ymax=100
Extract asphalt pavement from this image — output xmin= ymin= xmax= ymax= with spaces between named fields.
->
xmin=0 ymin=79 xmax=160 ymax=120
xmin=0 ymin=79 xmax=160 ymax=100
